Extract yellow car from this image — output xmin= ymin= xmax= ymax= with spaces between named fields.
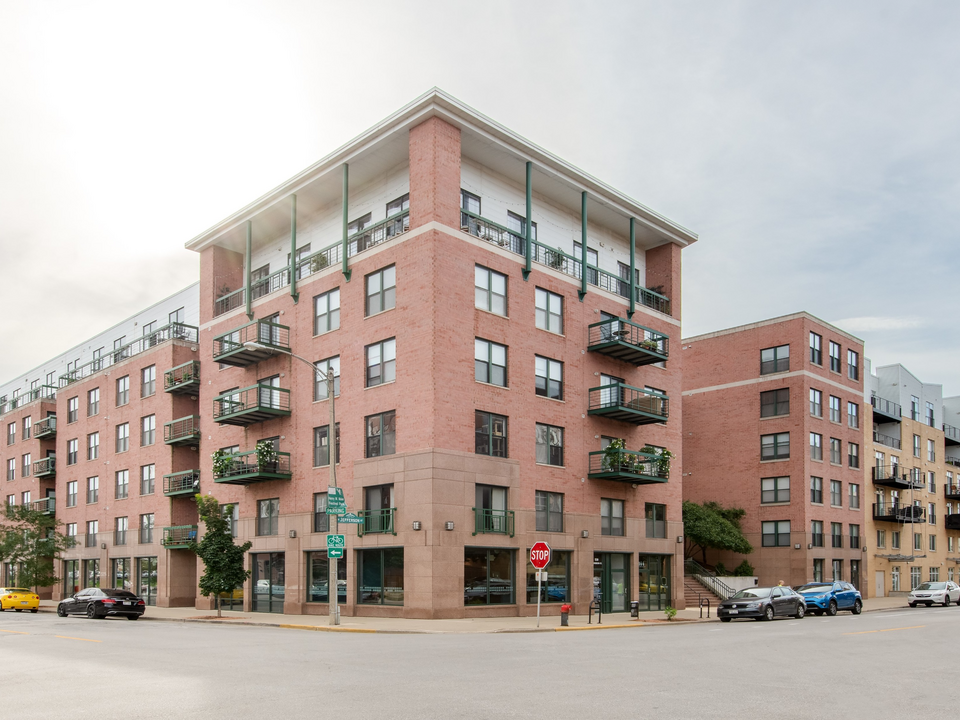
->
xmin=0 ymin=588 xmax=40 ymax=613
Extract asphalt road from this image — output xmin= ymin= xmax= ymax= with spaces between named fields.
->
xmin=1 ymin=606 xmax=950 ymax=719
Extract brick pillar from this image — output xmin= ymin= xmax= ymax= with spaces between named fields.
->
xmin=408 ymin=116 xmax=461 ymax=230
xmin=645 ymin=242 xmax=683 ymax=321
xmin=200 ymin=245 xmax=245 ymax=324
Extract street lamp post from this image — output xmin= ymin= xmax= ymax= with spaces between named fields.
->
xmin=244 ymin=342 xmax=339 ymax=625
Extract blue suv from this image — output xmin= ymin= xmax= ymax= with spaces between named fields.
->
xmin=796 ymin=581 xmax=862 ymax=616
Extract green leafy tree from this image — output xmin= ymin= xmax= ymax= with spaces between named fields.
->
xmin=682 ymin=500 xmax=753 ymax=564
xmin=187 ymin=495 xmax=251 ymax=617
xmin=0 ymin=503 xmax=76 ymax=591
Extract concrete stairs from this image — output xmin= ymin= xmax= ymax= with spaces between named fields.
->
xmin=683 ymin=575 xmax=723 ymax=609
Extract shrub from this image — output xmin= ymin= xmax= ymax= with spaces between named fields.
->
xmin=733 ymin=560 xmax=755 ymax=577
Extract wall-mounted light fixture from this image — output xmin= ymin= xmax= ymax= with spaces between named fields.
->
xmin=794 ymin=543 xmax=801 ymax=549
xmin=412 ymin=521 xmax=422 ymax=531
xmin=289 ymin=530 xmax=297 ymax=539
xmin=677 ymin=536 xmax=683 ymax=544
xmin=581 ymin=530 xmax=589 ymax=539
xmin=445 ymin=521 xmax=454 ymax=531
xmin=101 ymin=543 xmax=106 ymax=550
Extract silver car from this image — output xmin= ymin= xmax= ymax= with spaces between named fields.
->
xmin=908 ymin=581 xmax=960 ymax=607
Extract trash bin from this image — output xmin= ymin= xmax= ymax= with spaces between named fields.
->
xmin=630 ymin=601 xmax=639 ymax=618
xmin=560 ymin=604 xmax=571 ymax=626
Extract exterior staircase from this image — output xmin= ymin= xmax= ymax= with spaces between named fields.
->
xmin=684 ymin=575 xmax=722 ymax=609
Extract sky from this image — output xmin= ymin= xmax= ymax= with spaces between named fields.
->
xmin=1 ymin=1 xmax=958 ymax=394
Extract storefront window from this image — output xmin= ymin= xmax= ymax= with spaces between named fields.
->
xmin=63 ymin=560 xmax=80 ymax=595
xmin=464 ymin=548 xmax=515 ymax=605
xmin=137 ymin=556 xmax=157 ymax=605
xmin=358 ymin=548 xmax=404 ymax=605
xmin=637 ymin=555 xmax=671 ymax=610
xmin=306 ymin=551 xmax=346 ymax=603
xmin=111 ymin=558 xmax=131 ymax=590
xmin=83 ymin=559 xmax=100 ymax=589
xmin=525 ymin=550 xmax=569 ymax=604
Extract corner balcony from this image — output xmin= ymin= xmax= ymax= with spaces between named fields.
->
xmin=946 ymin=485 xmax=960 ymax=501
xmin=161 ymin=525 xmax=198 ymax=549
xmin=213 ymin=450 xmax=292 ymax=486
xmin=587 ymin=318 xmax=668 ymax=367
xmin=587 ymin=449 xmax=670 ymax=485
xmin=872 ymin=503 xmax=924 ymax=523
xmin=357 ymin=508 xmax=396 ymax=537
xmin=213 ymin=385 xmax=291 ymax=426
xmin=872 ymin=465 xmax=921 ymax=490
xmin=33 ymin=415 xmax=57 ymax=439
xmin=163 ymin=415 xmax=201 ymax=446
xmin=872 ymin=430 xmax=901 ymax=450
xmin=31 ymin=496 xmax=55 ymax=516
xmin=945 ymin=424 xmax=960 ymax=447
xmin=587 ymin=384 xmax=669 ymax=425
xmin=212 ymin=320 xmax=291 ymax=367
xmin=870 ymin=396 xmax=901 ymax=423
xmin=33 ymin=456 xmax=56 ymax=478
xmin=164 ymin=360 xmax=200 ymax=395
xmin=472 ymin=508 xmax=515 ymax=537
xmin=163 ymin=470 xmax=200 ymax=497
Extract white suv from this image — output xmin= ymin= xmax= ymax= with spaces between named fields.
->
xmin=908 ymin=581 xmax=960 ymax=607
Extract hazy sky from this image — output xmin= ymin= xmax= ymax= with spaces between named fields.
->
xmin=2 ymin=1 xmax=958 ymax=393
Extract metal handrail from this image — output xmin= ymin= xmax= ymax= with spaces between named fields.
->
xmin=0 ymin=385 xmax=57 ymax=415
xmin=163 ymin=415 xmax=201 ymax=443
xmin=684 ymin=559 xmax=736 ymax=601
xmin=587 ymin=383 xmax=669 ymax=418
xmin=213 ymin=450 xmax=292 ymax=480
xmin=873 ymin=431 xmax=901 ymax=449
xmin=587 ymin=449 xmax=670 ymax=479
xmin=213 ymin=384 xmax=291 ymax=419
xmin=163 ymin=470 xmax=200 ymax=495
xmin=161 ymin=525 xmax=198 ymax=547
xmin=358 ymin=508 xmax=396 ymax=537
xmin=945 ymin=424 xmax=960 ymax=444
xmin=213 ymin=319 xmax=290 ymax=359
xmin=472 ymin=508 xmax=515 ymax=537
xmin=164 ymin=360 xmax=200 ymax=391
xmin=871 ymin=395 xmax=901 ymax=419
xmin=587 ymin=318 xmax=669 ymax=358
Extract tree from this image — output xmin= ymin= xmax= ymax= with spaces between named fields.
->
xmin=682 ymin=500 xmax=753 ymax=564
xmin=0 ymin=503 xmax=76 ymax=591
xmin=187 ymin=495 xmax=251 ymax=617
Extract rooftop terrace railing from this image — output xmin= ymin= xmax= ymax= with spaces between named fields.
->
xmin=871 ymin=395 xmax=902 ymax=421
xmin=0 ymin=385 xmax=57 ymax=416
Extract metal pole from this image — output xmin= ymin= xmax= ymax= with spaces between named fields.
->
xmin=629 ymin=218 xmax=636 ymax=318
xmin=536 ymin=572 xmax=542 ymax=628
xmin=579 ymin=191 xmax=588 ymax=301
xmin=523 ymin=161 xmax=532 ymax=280
xmin=290 ymin=194 xmax=298 ymax=303
xmin=245 ymin=220 xmax=253 ymax=320
xmin=341 ymin=163 xmax=351 ymax=282
xmin=328 ymin=370 xmax=339 ymax=626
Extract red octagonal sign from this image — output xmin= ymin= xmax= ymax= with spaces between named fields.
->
xmin=530 ymin=542 xmax=552 ymax=570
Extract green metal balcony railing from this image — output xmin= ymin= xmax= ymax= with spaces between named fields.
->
xmin=587 ymin=384 xmax=669 ymax=425
xmin=212 ymin=320 xmax=291 ymax=367
xmin=587 ymin=318 xmax=669 ymax=367
xmin=164 ymin=360 xmax=200 ymax=394
xmin=348 ymin=211 xmax=410 ymax=255
xmin=0 ymin=385 xmax=57 ymax=416
xmin=31 ymin=496 xmax=55 ymax=516
xmin=163 ymin=470 xmax=200 ymax=497
xmin=587 ymin=449 xmax=670 ymax=485
xmin=59 ymin=323 xmax=199 ymax=387
xmin=214 ymin=287 xmax=245 ymax=317
xmin=33 ymin=415 xmax=57 ymax=439
xmin=472 ymin=508 xmax=515 ymax=537
xmin=33 ymin=456 xmax=56 ymax=478
xmin=213 ymin=384 xmax=291 ymax=426
xmin=357 ymin=508 xmax=396 ymax=537
xmin=161 ymin=525 xmax=198 ymax=549
xmin=213 ymin=450 xmax=292 ymax=485
xmin=163 ymin=415 xmax=201 ymax=446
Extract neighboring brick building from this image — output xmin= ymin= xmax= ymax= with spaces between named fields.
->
xmin=682 ymin=313 xmax=865 ymax=589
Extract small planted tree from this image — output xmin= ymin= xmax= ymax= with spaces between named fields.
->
xmin=0 ymin=503 xmax=76 ymax=592
xmin=682 ymin=500 xmax=753 ymax=565
xmin=187 ymin=495 xmax=252 ymax=617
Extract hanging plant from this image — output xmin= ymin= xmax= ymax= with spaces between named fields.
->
xmin=211 ymin=449 xmax=232 ymax=477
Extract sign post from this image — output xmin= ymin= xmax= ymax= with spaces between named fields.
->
xmin=530 ymin=542 xmax=552 ymax=628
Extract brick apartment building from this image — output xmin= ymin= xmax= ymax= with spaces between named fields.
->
xmin=0 ymin=89 xmax=696 ymax=618
xmin=682 ymin=313 xmax=866 ymax=589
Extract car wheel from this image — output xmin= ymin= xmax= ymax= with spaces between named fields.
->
xmin=795 ymin=603 xmax=805 ymax=619
xmin=944 ymin=597 xmax=951 ymax=607
xmin=909 ymin=602 xmax=917 ymax=608
xmin=852 ymin=599 xmax=862 ymax=615
xmin=827 ymin=600 xmax=838 ymax=616
xmin=86 ymin=605 xmax=98 ymax=619
xmin=30 ymin=608 xmax=38 ymax=614
xmin=56 ymin=604 xmax=67 ymax=617
xmin=720 ymin=617 xmax=731 ymax=623
xmin=14 ymin=609 xmax=22 ymax=612
xmin=764 ymin=605 xmax=775 ymax=621
xmin=955 ymin=596 xmax=960 ymax=606
xmin=126 ymin=615 xmax=139 ymax=621
xmin=926 ymin=603 xmax=933 ymax=608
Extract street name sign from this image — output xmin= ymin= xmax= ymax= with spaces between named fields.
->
xmin=338 ymin=513 xmax=363 ymax=525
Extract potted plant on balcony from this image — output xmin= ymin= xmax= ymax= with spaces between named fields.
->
xmin=255 ymin=440 xmax=278 ymax=472
xmin=545 ymin=248 xmax=565 ymax=271
xmin=211 ymin=449 xmax=232 ymax=478
xmin=641 ymin=446 xmax=673 ymax=477
xmin=309 ymin=253 xmax=329 ymax=273
xmin=639 ymin=337 xmax=660 ymax=351
xmin=602 ymin=438 xmax=631 ymax=473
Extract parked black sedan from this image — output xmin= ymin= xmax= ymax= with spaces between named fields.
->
xmin=56 ymin=588 xmax=146 ymax=620
xmin=718 ymin=586 xmax=806 ymax=622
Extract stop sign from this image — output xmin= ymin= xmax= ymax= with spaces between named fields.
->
xmin=530 ymin=542 xmax=552 ymax=569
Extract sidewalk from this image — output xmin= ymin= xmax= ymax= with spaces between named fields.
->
xmin=37 ymin=595 xmax=910 ymax=634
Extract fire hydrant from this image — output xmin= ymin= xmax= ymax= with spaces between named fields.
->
xmin=560 ymin=604 xmax=571 ymax=627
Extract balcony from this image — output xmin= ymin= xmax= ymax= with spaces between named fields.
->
xmin=872 ymin=430 xmax=901 ymax=450
xmin=0 ymin=385 xmax=57 ymax=415
xmin=164 ymin=360 xmax=200 ymax=395
xmin=213 ymin=450 xmax=291 ymax=486
xmin=33 ymin=415 xmax=57 ymax=439
xmin=872 ymin=503 xmax=924 ymax=523
xmin=870 ymin=396 xmax=901 ymax=423
xmin=472 ymin=508 xmax=515 ymax=537
xmin=33 ymin=456 xmax=56 ymax=478
xmin=163 ymin=470 xmax=200 ymax=497
xmin=587 ymin=318 xmax=668 ymax=367
xmin=946 ymin=485 xmax=960 ymax=501
xmin=357 ymin=508 xmax=396 ymax=537
xmin=163 ymin=415 xmax=201 ymax=446
xmin=212 ymin=320 xmax=290 ymax=367
xmin=161 ymin=525 xmax=198 ymax=549
xmin=348 ymin=210 xmax=410 ymax=255
xmin=872 ymin=465 xmax=921 ymax=490
xmin=587 ymin=384 xmax=669 ymax=425
xmin=587 ymin=448 xmax=670 ymax=485
xmin=31 ymin=496 xmax=55 ymax=516
xmin=945 ymin=424 xmax=960 ymax=447
xmin=213 ymin=385 xmax=291 ymax=426
xmin=947 ymin=515 xmax=960 ymax=531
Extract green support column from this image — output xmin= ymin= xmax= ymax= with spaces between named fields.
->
xmin=628 ymin=218 xmax=636 ymax=319
xmin=578 ymin=192 xmax=588 ymax=301
xmin=290 ymin=194 xmax=298 ymax=303
xmin=245 ymin=220 xmax=253 ymax=320
xmin=341 ymin=163 xmax=351 ymax=282
xmin=522 ymin=161 xmax=532 ymax=280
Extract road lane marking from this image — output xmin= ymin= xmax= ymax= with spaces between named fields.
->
xmin=0 ymin=629 xmax=28 ymax=635
xmin=54 ymin=635 xmax=101 ymax=643
xmin=844 ymin=625 xmax=925 ymax=635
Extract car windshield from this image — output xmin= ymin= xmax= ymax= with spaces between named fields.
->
xmin=105 ymin=590 xmax=137 ymax=598
xmin=6 ymin=588 xmax=30 ymax=593
xmin=732 ymin=588 xmax=771 ymax=599
xmin=798 ymin=584 xmax=833 ymax=594
xmin=915 ymin=583 xmax=945 ymax=591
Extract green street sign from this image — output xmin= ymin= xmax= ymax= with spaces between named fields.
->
xmin=337 ymin=513 xmax=363 ymax=525
xmin=327 ymin=548 xmax=343 ymax=559
xmin=326 ymin=534 xmax=346 ymax=550
xmin=327 ymin=486 xmax=346 ymax=515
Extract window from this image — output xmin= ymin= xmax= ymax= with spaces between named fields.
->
xmin=600 ymin=499 xmax=624 ymax=536
xmin=761 ymin=432 xmax=790 ymax=460
xmin=848 ymin=402 xmax=859 ymax=429
xmin=830 ymin=480 xmax=842 ymax=507
xmin=313 ymin=288 xmax=340 ymax=335
xmin=892 ymin=531 xmax=901 ymax=550
xmin=760 ymin=388 xmax=789 ymax=417
xmin=114 ymin=517 xmax=128 ymax=546
xmin=116 ymin=376 xmax=129 ymax=406
xmin=67 ymin=396 xmax=79 ymax=423
xmin=475 ymin=339 xmax=507 ymax=387
xmin=809 ymin=389 xmax=822 ymax=416
xmin=347 ymin=212 xmax=371 ymax=237
xmin=535 ymin=423 xmax=564 ymax=466
xmin=5 ymin=495 xmax=13 ymax=506
xmin=141 ymin=415 xmax=155 ymax=446
xmin=115 ymin=470 xmax=128 ymax=499
xmin=832 ymin=560 xmax=843 ymax=582
xmin=914 ymin=533 xmax=922 ymax=551
xmin=645 ymin=503 xmax=667 ymax=538
xmin=21 ymin=454 xmax=30 ymax=478
xmin=365 ymin=338 xmax=396 ymax=387
xmin=809 ymin=332 xmax=822 ymax=365
xmin=116 ymin=423 xmax=129 ymax=453
xmin=140 ymin=365 xmax=156 ymax=398
xmin=847 ymin=350 xmax=859 ymax=379
xmin=257 ymin=498 xmax=280 ymax=536
xmin=848 ymin=443 xmax=860 ymax=469
xmin=5 ymin=458 xmax=13 ymax=481
xmin=140 ymin=514 xmax=154 ymax=544
xmin=813 ymin=559 xmax=824 ymax=583
xmin=66 ymin=481 xmax=77 ymax=508
xmin=475 ymin=411 xmax=507 ymax=458
xmin=313 ymin=493 xmax=329 ymax=533
xmin=573 ymin=241 xmax=599 ymax=284
xmin=535 ymin=356 xmax=563 ymax=400
xmin=849 ymin=483 xmax=860 ymax=509
xmin=86 ymin=432 xmax=99 ymax=461
xmin=830 ymin=438 xmax=841 ymax=464
xmin=928 ymin=471 xmax=936 ymax=494
xmin=20 ymin=491 xmax=29 ymax=506
xmin=761 ymin=476 xmax=790 ymax=504
xmin=829 ymin=396 xmax=841 ymax=423
xmin=506 ymin=210 xmax=537 ymax=243
xmin=928 ymin=502 xmax=936 ymax=526
xmin=461 ymin=188 xmax=481 ymax=216
xmin=760 ymin=345 xmax=790 ymax=374
xmin=221 ymin=503 xmax=239 ymax=538
xmin=762 ymin=520 xmax=791 ymax=547
xmin=930 ymin=566 xmax=939 ymax=581
xmin=910 ymin=567 xmax=921 ymax=590
xmin=306 ymin=551 xmax=346 ymax=604
xmin=811 ymin=520 xmax=824 ymax=547
xmin=313 ymin=424 xmax=340 ymax=467
xmin=22 ymin=416 xmax=31 ymax=440
xmin=877 ymin=530 xmax=886 ymax=548
xmin=475 ymin=485 xmax=509 ymax=534
xmin=365 ymin=411 xmax=396 ymax=458
xmin=67 ymin=438 xmax=78 ymax=465
xmin=313 ymin=357 xmax=340 ymax=400
xmin=141 ymin=465 xmax=155 ymax=495
xmin=536 ymin=491 xmax=563 ymax=532
xmin=525 ymin=550 xmax=569 ymax=605
xmin=928 ymin=439 xmax=936 ymax=462
xmin=475 ymin=266 xmax=507 ymax=316
xmin=87 ymin=477 xmax=99 ymax=504
xmin=86 ymin=520 xmax=99 ymax=548
xmin=911 ymin=396 xmax=920 ymax=422
xmin=534 ymin=288 xmax=563 ymax=334
xmin=926 ymin=402 xmax=935 ymax=428
xmin=358 ymin=548 xmax=404 ymax=606
xmin=913 ymin=434 xmax=920 ymax=457
xmin=810 ymin=476 xmax=823 ymax=503
xmin=365 ymin=265 xmax=396 ymax=316
xmin=831 ymin=523 xmax=843 ymax=548
xmin=829 ymin=341 xmax=841 ymax=372
xmin=87 ymin=388 xmax=99 ymax=417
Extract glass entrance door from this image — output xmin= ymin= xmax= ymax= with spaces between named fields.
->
xmin=638 ymin=555 xmax=671 ymax=610
xmin=594 ymin=553 xmax=629 ymax=613
xmin=253 ymin=552 xmax=285 ymax=613
xmin=136 ymin=557 xmax=157 ymax=606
